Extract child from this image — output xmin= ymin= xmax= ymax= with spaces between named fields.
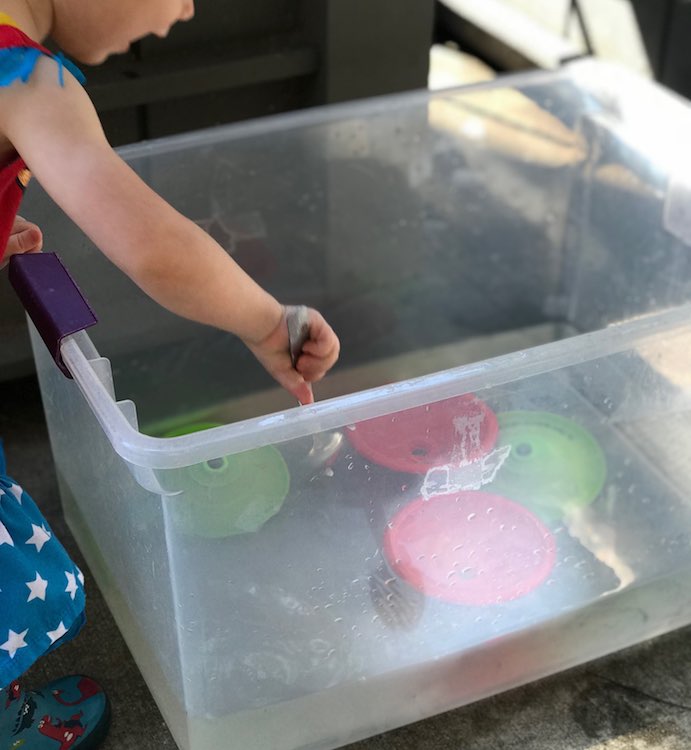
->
xmin=0 ymin=1 xmax=341 ymax=746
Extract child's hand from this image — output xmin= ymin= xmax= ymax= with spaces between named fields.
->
xmin=246 ymin=306 xmax=340 ymax=405
xmin=1 ymin=216 xmax=43 ymax=269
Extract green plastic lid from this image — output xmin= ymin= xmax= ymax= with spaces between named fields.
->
xmin=164 ymin=423 xmax=290 ymax=538
xmin=490 ymin=411 xmax=606 ymax=521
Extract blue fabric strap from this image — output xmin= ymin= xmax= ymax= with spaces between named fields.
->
xmin=0 ymin=46 xmax=86 ymax=88
xmin=55 ymin=51 xmax=86 ymax=86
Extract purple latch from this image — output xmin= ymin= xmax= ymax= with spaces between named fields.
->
xmin=9 ymin=253 xmax=97 ymax=378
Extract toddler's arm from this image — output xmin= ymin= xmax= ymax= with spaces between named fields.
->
xmin=0 ymin=58 xmax=338 ymax=403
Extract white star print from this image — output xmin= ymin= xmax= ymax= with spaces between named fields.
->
xmin=0 ymin=519 xmax=13 ymax=547
xmin=0 ymin=483 xmax=22 ymax=504
xmin=76 ymin=567 xmax=84 ymax=586
xmin=46 ymin=621 xmax=68 ymax=645
xmin=25 ymin=524 xmax=51 ymax=552
xmin=1 ymin=629 xmax=28 ymax=659
xmin=26 ymin=572 xmax=48 ymax=602
xmin=65 ymin=571 xmax=78 ymax=600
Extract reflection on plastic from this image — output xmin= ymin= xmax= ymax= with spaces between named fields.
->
xmin=421 ymin=445 xmax=511 ymax=499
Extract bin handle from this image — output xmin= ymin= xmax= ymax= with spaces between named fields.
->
xmin=8 ymin=252 xmax=98 ymax=378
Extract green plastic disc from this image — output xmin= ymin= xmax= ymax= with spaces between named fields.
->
xmin=490 ymin=411 xmax=606 ymax=521
xmin=163 ymin=422 xmax=225 ymax=438
xmin=163 ymin=423 xmax=290 ymax=538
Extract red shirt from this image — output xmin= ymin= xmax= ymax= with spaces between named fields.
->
xmin=0 ymin=23 xmax=57 ymax=263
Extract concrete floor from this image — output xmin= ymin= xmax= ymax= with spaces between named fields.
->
xmin=3 ymin=374 xmax=691 ymax=750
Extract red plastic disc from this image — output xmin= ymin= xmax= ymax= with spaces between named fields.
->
xmin=383 ymin=491 xmax=556 ymax=606
xmin=348 ymin=394 xmax=498 ymax=474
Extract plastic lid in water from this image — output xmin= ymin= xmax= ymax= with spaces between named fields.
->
xmin=383 ymin=491 xmax=556 ymax=606
xmin=490 ymin=411 xmax=607 ymax=521
xmin=164 ymin=422 xmax=290 ymax=537
xmin=348 ymin=395 xmax=499 ymax=474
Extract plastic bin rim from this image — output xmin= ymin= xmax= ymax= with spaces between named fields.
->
xmin=59 ymin=304 xmax=691 ymax=471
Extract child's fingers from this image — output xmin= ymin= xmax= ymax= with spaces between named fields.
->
xmin=301 ymin=314 xmax=339 ymax=362
xmin=303 ymin=334 xmax=339 ymax=369
xmin=278 ymin=369 xmax=314 ymax=405
xmin=285 ymin=308 xmax=339 ymax=385
xmin=296 ymin=352 xmax=337 ymax=383
xmin=305 ymin=310 xmax=337 ymax=343
xmin=301 ymin=339 xmax=340 ymax=367
xmin=3 ymin=217 xmax=43 ymax=263
xmin=296 ymin=335 xmax=339 ymax=382
xmin=6 ymin=228 xmax=43 ymax=255
xmin=293 ymin=380 xmax=314 ymax=405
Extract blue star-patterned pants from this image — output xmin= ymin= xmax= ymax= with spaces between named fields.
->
xmin=0 ymin=442 xmax=85 ymax=688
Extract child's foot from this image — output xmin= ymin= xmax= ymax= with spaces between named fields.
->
xmin=1 ymin=675 xmax=109 ymax=749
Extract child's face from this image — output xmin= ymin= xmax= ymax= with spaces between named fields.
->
xmin=52 ymin=0 xmax=195 ymax=64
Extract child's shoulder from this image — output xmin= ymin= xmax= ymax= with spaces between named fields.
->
xmin=0 ymin=14 xmax=92 ymax=181
xmin=0 ymin=12 xmax=84 ymax=89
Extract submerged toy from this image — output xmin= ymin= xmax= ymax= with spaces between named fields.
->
xmin=163 ymin=422 xmax=290 ymax=538
xmin=383 ymin=490 xmax=556 ymax=606
xmin=348 ymin=394 xmax=499 ymax=474
xmin=490 ymin=411 xmax=607 ymax=521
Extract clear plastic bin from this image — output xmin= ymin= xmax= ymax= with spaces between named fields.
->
xmin=23 ymin=60 xmax=691 ymax=750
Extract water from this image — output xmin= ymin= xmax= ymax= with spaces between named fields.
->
xmin=65 ymin=465 xmax=691 ymax=750
xmin=54 ymin=324 xmax=691 ymax=750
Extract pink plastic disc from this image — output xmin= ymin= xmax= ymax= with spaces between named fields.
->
xmin=383 ymin=491 xmax=556 ymax=606
xmin=348 ymin=394 xmax=498 ymax=474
